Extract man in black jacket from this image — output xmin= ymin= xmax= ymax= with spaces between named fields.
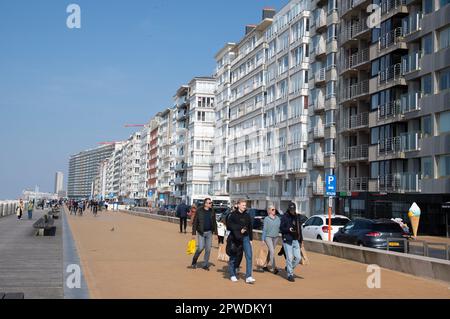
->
xmin=280 ymin=202 xmax=303 ymax=282
xmin=226 ymin=199 xmax=255 ymax=284
xmin=189 ymin=198 xmax=217 ymax=270
xmin=176 ymin=201 xmax=190 ymax=233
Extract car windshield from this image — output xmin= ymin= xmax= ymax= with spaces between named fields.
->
xmin=373 ymin=223 xmax=404 ymax=233
xmin=326 ymin=218 xmax=350 ymax=226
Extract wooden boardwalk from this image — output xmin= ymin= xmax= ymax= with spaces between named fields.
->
xmin=0 ymin=209 xmax=64 ymax=299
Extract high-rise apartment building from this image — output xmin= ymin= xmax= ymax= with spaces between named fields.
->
xmin=54 ymin=172 xmax=64 ymax=195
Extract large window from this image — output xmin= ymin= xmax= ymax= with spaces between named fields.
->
xmin=423 ymin=33 xmax=433 ymax=55
xmin=424 ymin=0 xmax=434 ymax=14
xmin=327 ymin=24 xmax=337 ymax=42
xmin=438 ymin=111 xmax=450 ymax=134
xmin=439 ymin=67 xmax=450 ymax=91
xmin=422 ymin=74 xmax=433 ymax=95
xmin=326 ymin=81 xmax=336 ymax=98
xmin=438 ymin=155 xmax=450 ymax=177
xmin=422 ymin=157 xmax=434 ymax=179
xmin=422 ymin=115 xmax=433 ymax=137
xmin=439 ymin=26 xmax=450 ymax=50
xmin=325 ymin=110 xmax=335 ymax=127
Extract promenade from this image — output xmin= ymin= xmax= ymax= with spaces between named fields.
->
xmin=65 ymin=208 xmax=450 ymax=299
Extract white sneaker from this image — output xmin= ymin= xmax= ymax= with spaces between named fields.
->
xmin=230 ymin=276 xmax=238 ymax=282
xmin=245 ymin=277 xmax=256 ymax=284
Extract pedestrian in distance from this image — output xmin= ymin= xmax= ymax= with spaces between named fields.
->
xmin=92 ymin=200 xmax=98 ymax=217
xmin=27 ymin=200 xmax=34 ymax=220
xmin=176 ymin=201 xmax=190 ymax=233
xmin=189 ymin=198 xmax=217 ymax=271
xmin=16 ymin=199 xmax=24 ymax=220
xmin=280 ymin=202 xmax=303 ymax=282
xmin=217 ymin=218 xmax=226 ymax=246
xmin=226 ymin=199 xmax=256 ymax=284
xmin=261 ymin=204 xmax=281 ymax=274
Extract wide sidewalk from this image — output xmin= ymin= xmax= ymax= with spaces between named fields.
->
xmin=65 ymin=208 xmax=450 ymax=299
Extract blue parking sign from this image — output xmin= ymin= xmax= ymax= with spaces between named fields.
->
xmin=326 ymin=175 xmax=336 ymax=196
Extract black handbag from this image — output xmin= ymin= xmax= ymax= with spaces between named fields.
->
xmin=226 ymin=236 xmax=242 ymax=256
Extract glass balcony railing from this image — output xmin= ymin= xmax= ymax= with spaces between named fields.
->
xmin=376 ymin=173 xmax=421 ymax=192
xmin=401 ymin=92 xmax=421 ymax=113
xmin=402 ymin=51 xmax=421 ymax=74
xmin=403 ymin=12 xmax=423 ymax=36
xmin=378 ymin=132 xmax=421 ymax=155
xmin=340 ymin=177 xmax=369 ymax=192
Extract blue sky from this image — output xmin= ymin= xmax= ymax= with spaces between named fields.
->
xmin=0 ymin=0 xmax=287 ymax=199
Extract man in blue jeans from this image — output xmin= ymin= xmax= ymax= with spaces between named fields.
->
xmin=226 ymin=199 xmax=255 ymax=284
xmin=280 ymin=202 xmax=303 ymax=282
xmin=189 ymin=198 xmax=217 ymax=271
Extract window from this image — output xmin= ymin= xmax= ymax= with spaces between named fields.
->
xmin=325 ymin=110 xmax=335 ymax=127
xmin=422 ymin=157 xmax=434 ymax=179
xmin=326 ymin=81 xmax=336 ymax=98
xmin=328 ymin=0 xmax=337 ymax=13
xmin=325 ymin=139 xmax=335 ymax=155
xmin=424 ymin=0 xmax=434 ymax=14
xmin=439 ymin=67 xmax=450 ymax=91
xmin=438 ymin=111 xmax=450 ymax=134
xmin=326 ymin=53 xmax=336 ymax=70
xmin=440 ymin=0 xmax=450 ymax=7
xmin=371 ymin=127 xmax=380 ymax=144
xmin=371 ymin=162 xmax=379 ymax=178
xmin=327 ymin=24 xmax=337 ymax=42
xmin=422 ymin=115 xmax=433 ymax=136
xmin=423 ymin=33 xmax=433 ymax=55
xmin=438 ymin=155 xmax=450 ymax=177
xmin=439 ymin=26 xmax=450 ymax=50
xmin=422 ymin=74 xmax=433 ymax=95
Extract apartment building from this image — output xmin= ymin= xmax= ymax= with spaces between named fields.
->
xmin=264 ymin=0 xmax=310 ymax=213
xmin=119 ymin=132 xmax=142 ymax=201
xmin=173 ymin=86 xmax=190 ymax=204
xmin=67 ymin=144 xmax=115 ymax=200
xmin=213 ymin=44 xmax=236 ymax=199
xmin=329 ymin=0 xmax=450 ymax=235
xmin=156 ymin=108 xmax=176 ymax=206
xmin=308 ymin=0 xmax=340 ymax=216
xmin=148 ymin=117 xmax=160 ymax=207
xmin=185 ymin=77 xmax=216 ymax=205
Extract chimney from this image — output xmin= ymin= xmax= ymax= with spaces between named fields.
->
xmin=245 ymin=25 xmax=257 ymax=35
xmin=262 ymin=8 xmax=276 ymax=20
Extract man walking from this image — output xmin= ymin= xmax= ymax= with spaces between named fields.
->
xmin=280 ymin=202 xmax=303 ymax=282
xmin=176 ymin=201 xmax=190 ymax=233
xmin=226 ymin=199 xmax=255 ymax=284
xmin=189 ymin=198 xmax=217 ymax=271
xmin=27 ymin=200 xmax=34 ymax=220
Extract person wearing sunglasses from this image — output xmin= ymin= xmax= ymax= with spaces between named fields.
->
xmin=261 ymin=205 xmax=281 ymax=274
xmin=189 ymin=198 xmax=217 ymax=271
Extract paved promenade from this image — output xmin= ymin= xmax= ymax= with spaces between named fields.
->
xmin=65 ymin=208 xmax=450 ymax=299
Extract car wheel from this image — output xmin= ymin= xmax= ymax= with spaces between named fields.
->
xmin=317 ymin=235 xmax=322 ymax=240
xmin=358 ymin=242 xmax=364 ymax=247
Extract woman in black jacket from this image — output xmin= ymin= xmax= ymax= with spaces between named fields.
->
xmin=280 ymin=202 xmax=303 ymax=282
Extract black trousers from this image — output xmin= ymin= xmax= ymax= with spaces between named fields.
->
xmin=179 ymin=217 xmax=187 ymax=232
xmin=218 ymin=236 xmax=224 ymax=245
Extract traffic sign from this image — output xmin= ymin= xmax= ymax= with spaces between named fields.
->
xmin=325 ymin=175 xmax=336 ymax=196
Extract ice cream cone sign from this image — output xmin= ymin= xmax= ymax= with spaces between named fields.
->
xmin=408 ymin=202 xmax=421 ymax=239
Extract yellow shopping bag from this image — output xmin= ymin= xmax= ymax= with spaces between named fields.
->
xmin=186 ymin=239 xmax=196 ymax=255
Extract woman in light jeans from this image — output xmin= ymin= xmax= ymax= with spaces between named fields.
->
xmin=261 ymin=205 xmax=281 ymax=274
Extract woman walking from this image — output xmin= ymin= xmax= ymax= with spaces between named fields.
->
xmin=261 ymin=205 xmax=281 ymax=274
xmin=27 ymin=200 xmax=34 ymax=220
xmin=16 ymin=199 xmax=24 ymax=220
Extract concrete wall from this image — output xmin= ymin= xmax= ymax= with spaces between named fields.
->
xmin=0 ymin=201 xmax=19 ymax=218
xmin=123 ymin=209 xmax=450 ymax=284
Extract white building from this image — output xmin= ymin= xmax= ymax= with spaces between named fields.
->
xmin=54 ymin=172 xmax=64 ymax=195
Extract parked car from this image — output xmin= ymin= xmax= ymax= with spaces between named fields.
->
xmin=302 ymin=215 xmax=351 ymax=241
xmin=333 ymin=218 xmax=409 ymax=252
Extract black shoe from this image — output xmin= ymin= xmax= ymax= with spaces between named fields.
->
xmin=262 ymin=267 xmax=270 ymax=272
xmin=188 ymin=264 xmax=197 ymax=269
xmin=202 ymin=265 xmax=210 ymax=271
xmin=273 ymin=269 xmax=279 ymax=275
xmin=287 ymin=276 xmax=295 ymax=282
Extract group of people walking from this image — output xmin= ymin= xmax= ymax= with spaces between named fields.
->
xmin=15 ymin=199 xmax=34 ymax=220
xmin=67 ymin=199 xmax=100 ymax=216
xmin=185 ymin=198 xmax=306 ymax=283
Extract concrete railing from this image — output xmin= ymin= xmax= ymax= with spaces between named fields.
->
xmin=122 ymin=209 xmax=450 ymax=284
xmin=0 ymin=201 xmax=21 ymax=218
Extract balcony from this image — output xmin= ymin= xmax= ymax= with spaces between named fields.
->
xmin=341 ymin=112 xmax=369 ymax=132
xmin=340 ymin=177 xmax=369 ymax=192
xmin=402 ymin=51 xmax=421 ymax=74
xmin=340 ymin=21 xmax=370 ymax=44
xmin=174 ymin=177 xmax=186 ymax=185
xmin=377 ymin=132 xmax=421 ymax=156
xmin=401 ymin=92 xmax=421 ymax=113
xmin=312 ymin=153 xmax=324 ymax=167
xmin=377 ymin=99 xmax=402 ymax=121
xmin=341 ymin=48 xmax=370 ymax=73
xmin=174 ymin=163 xmax=186 ymax=172
xmin=380 ymin=0 xmax=407 ymax=17
xmin=310 ymin=182 xmax=325 ymax=196
xmin=313 ymin=126 xmax=325 ymax=139
xmin=341 ymin=80 xmax=369 ymax=102
xmin=315 ymin=10 xmax=327 ymax=31
xmin=375 ymin=173 xmax=421 ymax=192
xmin=314 ymin=67 xmax=326 ymax=85
xmin=378 ymin=27 xmax=405 ymax=51
xmin=312 ymin=37 xmax=326 ymax=60
xmin=403 ymin=12 xmax=423 ymax=37
xmin=341 ymin=144 xmax=369 ymax=162
xmin=378 ymin=63 xmax=405 ymax=87
xmin=312 ymin=93 xmax=325 ymax=113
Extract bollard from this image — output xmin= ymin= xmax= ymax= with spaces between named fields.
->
xmin=0 ymin=203 xmax=3 ymax=217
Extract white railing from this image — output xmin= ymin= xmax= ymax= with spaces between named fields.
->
xmin=342 ymin=113 xmax=369 ymax=130
xmin=315 ymin=38 xmax=326 ymax=56
xmin=341 ymin=80 xmax=369 ymax=101
xmin=312 ymin=153 xmax=325 ymax=166
xmin=377 ymin=99 xmax=402 ymax=120
xmin=340 ymin=177 xmax=369 ymax=191
xmin=378 ymin=63 xmax=403 ymax=86
xmin=316 ymin=10 xmax=326 ymax=29
xmin=342 ymin=144 xmax=369 ymax=161
xmin=378 ymin=132 xmax=421 ymax=155
xmin=380 ymin=0 xmax=406 ymax=15
xmin=313 ymin=126 xmax=325 ymax=139
xmin=342 ymin=48 xmax=369 ymax=70
xmin=310 ymin=182 xmax=325 ymax=195
xmin=340 ymin=21 xmax=370 ymax=43
xmin=315 ymin=67 xmax=326 ymax=83
xmin=379 ymin=27 xmax=404 ymax=50
xmin=376 ymin=173 xmax=421 ymax=192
